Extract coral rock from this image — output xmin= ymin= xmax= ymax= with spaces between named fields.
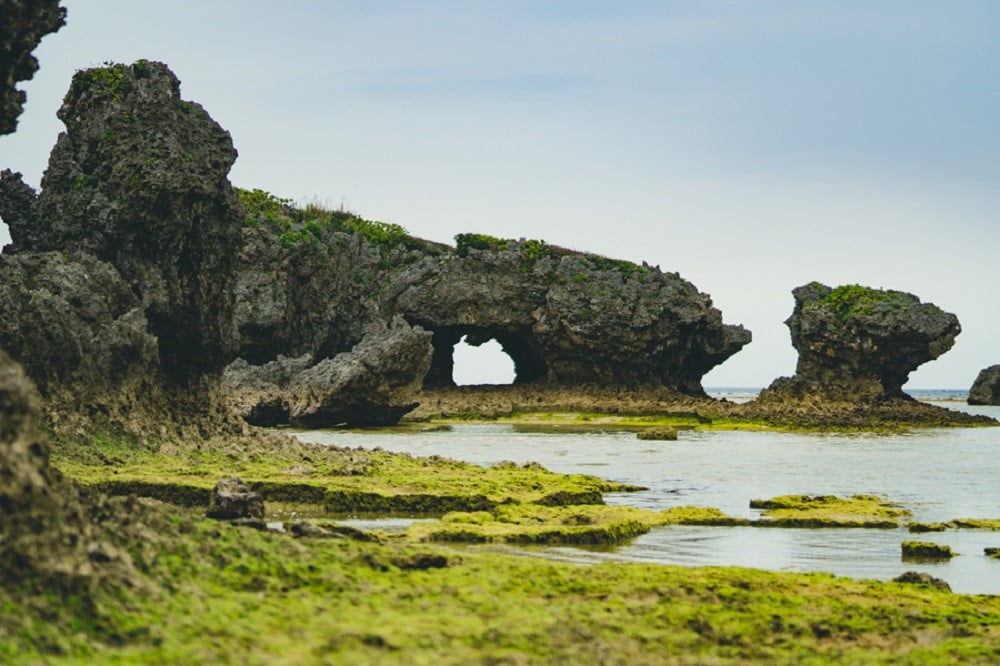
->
xmin=968 ymin=365 xmax=1000 ymax=406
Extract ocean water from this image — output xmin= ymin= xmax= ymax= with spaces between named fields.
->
xmin=295 ymin=396 xmax=1000 ymax=595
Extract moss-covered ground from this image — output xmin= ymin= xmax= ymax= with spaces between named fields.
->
xmin=22 ymin=431 xmax=1000 ymax=663
xmin=51 ymin=432 xmax=640 ymax=515
xmin=4 ymin=508 xmax=1000 ymax=665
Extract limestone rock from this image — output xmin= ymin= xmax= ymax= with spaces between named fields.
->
xmin=225 ymin=316 xmax=433 ymax=427
xmin=892 ymin=571 xmax=951 ymax=592
xmin=392 ymin=238 xmax=750 ymax=394
xmin=757 ymin=282 xmax=959 ymax=401
xmin=1 ymin=61 xmax=242 ymax=384
xmin=637 ymin=426 xmax=678 ymax=441
xmin=0 ymin=0 xmax=65 ymax=134
xmin=968 ymin=365 xmax=1000 ymax=406
xmin=0 ymin=348 xmax=135 ymax=587
xmin=0 ymin=250 xmax=157 ymax=395
xmin=206 ymin=476 xmax=264 ymax=520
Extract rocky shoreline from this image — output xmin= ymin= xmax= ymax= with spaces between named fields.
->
xmin=3 ymin=13 xmax=1000 ymax=663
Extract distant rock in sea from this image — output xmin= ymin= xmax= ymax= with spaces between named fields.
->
xmin=968 ymin=365 xmax=1000 ymax=405
xmin=745 ymin=282 xmax=990 ymax=427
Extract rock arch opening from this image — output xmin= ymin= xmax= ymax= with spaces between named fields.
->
xmin=453 ymin=337 xmax=515 ymax=386
xmin=422 ymin=325 xmax=548 ymax=388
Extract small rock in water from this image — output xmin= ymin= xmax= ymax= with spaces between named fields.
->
xmin=206 ymin=476 xmax=264 ymax=520
xmin=637 ymin=426 xmax=678 ymax=441
xmin=985 ymin=547 xmax=1000 ymax=559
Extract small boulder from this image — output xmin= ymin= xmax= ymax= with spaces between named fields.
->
xmin=206 ymin=476 xmax=264 ymax=520
xmin=901 ymin=540 xmax=954 ymax=560
xmin=968 ymin=365 xmax=1000 ymax=406
xmin=892 ymin=571 xmax=951 ymax=592
xmin=985 ymin=547 xmax=1000 ymax=559
xmin=637 ymin=426 xmax=678 ymax=441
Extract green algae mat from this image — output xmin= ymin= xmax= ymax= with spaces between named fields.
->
xmin=4 ymin=509 xmax=1000 ymax=665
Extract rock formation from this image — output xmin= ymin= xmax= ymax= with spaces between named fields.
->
xmin=748 ymin=282 xmax=988 ymax=426
xmin=394 ymin=236 xmax=751 ymax=393
xmin=0 ymin=348 xmax=135 ymax=589
xmin=1 ymin=60 xmax=242 ymax=383
xmin=0 ymin=0 xmax=65 ymax=134
xmin=224 ymin=316 xmax=432 ymax=427
xmin=968 ymin=365 xmax=1000 ymax=406
xmin=230 ymin=219 xmax=751 ymax=407
xmin=0 ymin=61 xmax=246 ymax=434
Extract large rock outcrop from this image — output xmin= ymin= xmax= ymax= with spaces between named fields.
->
xmin=968 ymin=365 xmax=1000 ymax=406
xmin=748 ymin=282 xmax=987 ymax=426
xmin=224 ymin=317 xmax=432 ymax=427
xmin=0 ymin=61 xmax=245 ymax=434
xmin=231 ymin=217 xmax=751 ymax=403
xmin=393 ymin=237 xmax=750 ymax=393
xmin=0 ymin=0 xmax=65 ymax=134
xmin=1 ymin=61 xmax=242 ymax=384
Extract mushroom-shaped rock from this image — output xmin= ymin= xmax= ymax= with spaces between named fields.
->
xmin=968 ymin=365 xmax=1000 ymax=406
xmin=764 ymin=282 xmax=959 ymax=399
xmin=206 ymin=476 xmax=264 ymax=520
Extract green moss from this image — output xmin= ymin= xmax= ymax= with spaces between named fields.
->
xmin=902 ymin=541 xmax=954 ymax=560
xmin=409 ymin=504 xmax=671 ymax=545
xmin=908 ymin=522 xmax=950 ymax=533
xmin=751 ymin=495 xmax=911 ymax=528
xmin=808 ymin=283 xmax=932 ymax=322
xmin=454 ymin=232 xmax=510 ymax=256
xmin=5 ymin=512 xmax=1000 ymax=664
xmin=70 ymin=62 xmax=134 ymax=101
xmin=949 ymin=518 xmax=1000 ymax=530
xmin=660 ymin=506 xmax=751 ymax=526
xmin=51 ymin=433 xmax=636 ymax=518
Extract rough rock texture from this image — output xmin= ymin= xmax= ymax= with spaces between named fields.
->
xmin=747 ymin=283 xmax=990 ymax=426
xmin=968 ymin=365 xmax=1000 ymax=406
xmin=0 ymin=61 xmax=242 ymax=384
xmin=774 ymin=283 xmax=960 ymax=397
xmin=0 ymin=0 xmax=65 ymax=134
xmin=225 ymin=317 xmax=433 ymax=427
xmin=392 ymin=239 xmax=751 ymax=394
xmin=0 ymin=349 xmax=135 ymax=589
xmin=0 ymin=61 xmax=247 ymax=437
xmin=206 ymin=476 xmax=264 ymax=520
xmin=0 ymin=250 xmax=157 ymax=395
xmin=892 ymin=571 xmax=951 ymax=592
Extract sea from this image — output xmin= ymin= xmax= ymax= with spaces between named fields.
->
xmin=294 ymin=389 xmax=1000 ymax=595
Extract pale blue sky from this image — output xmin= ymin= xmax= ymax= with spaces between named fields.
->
xmin=3 ymin=1 xmax=999 ymax=388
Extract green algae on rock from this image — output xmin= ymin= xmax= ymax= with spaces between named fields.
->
xmin=902 ymin=541 xmax=955 ymax=560
xmin=51 ymin=432 xmax=641 ymax=517
xmin=751 ymin=494 xmax=911 ymax=528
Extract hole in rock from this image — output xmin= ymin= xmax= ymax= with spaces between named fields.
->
xmin=0 ymin=218 xmax=10 ymax=252
xmin=452 ymin=336 xmax=516 ymax=386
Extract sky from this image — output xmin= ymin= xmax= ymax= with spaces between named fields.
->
xmin=2 ymin=1 xmax=999 ymax=389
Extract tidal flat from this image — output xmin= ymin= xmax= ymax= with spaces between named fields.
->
xmin=7 ymin=412 xmax=998 ymax=664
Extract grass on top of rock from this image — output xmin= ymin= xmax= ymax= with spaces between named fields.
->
xmin=751 ymin=494 xmax=912 ymax=528
xmin=49 ymin=432 xmax=640 ymax=516
xmin=807 ymin=282 xmax=941 ymax=321
xmin=236 ymin=187 xmax=442 ymax=261
xmin=5 ymin=503 xmax=1000 ymax=665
